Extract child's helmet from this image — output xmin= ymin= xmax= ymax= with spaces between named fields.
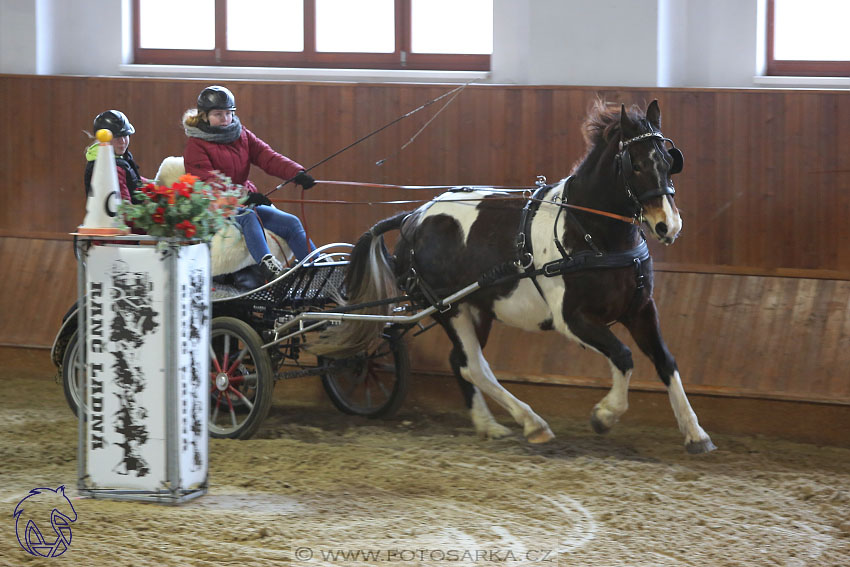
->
xmin=197 ymin=86 xmax=237 ymax=112
xmin=93 ymin=110 xmax=135 ymax=137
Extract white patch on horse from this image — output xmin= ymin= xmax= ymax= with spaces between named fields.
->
xmin=662 ymin=195 xmax=682 ymax=237
xmin=421 ymin=189 xmax=507 ymax=244
xmin=492 ymin=280 xmax=552 ymax=332
xmin=650 ymin=148 xmax=662 ymax=181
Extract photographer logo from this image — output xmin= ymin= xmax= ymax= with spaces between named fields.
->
xmin=13 ymin=486 xmax=77 ymax=557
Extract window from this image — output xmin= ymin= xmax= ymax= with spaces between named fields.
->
xmin=133 ymin=0 xmax=492 ymax=71
xmin=767 ymin=0 xmax=850 ymax=76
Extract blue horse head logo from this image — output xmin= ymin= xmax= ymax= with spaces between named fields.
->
xmin=13 ymin=486 xmax=78 ymax=557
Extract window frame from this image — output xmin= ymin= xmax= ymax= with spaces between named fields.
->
xmin=766 ymin=0 xmax=850 ymax=76
xmin=132 ymin=0 xmax=490 ymax=71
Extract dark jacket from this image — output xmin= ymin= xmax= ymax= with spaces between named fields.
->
xmin=84 ymin=144 xmax=144 ymax=203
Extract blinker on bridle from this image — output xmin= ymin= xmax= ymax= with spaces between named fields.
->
xmin=617 ymin=131 xmax=684 ymax=213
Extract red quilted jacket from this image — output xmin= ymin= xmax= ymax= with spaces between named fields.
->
xmin=183 ymin=127 xmax=303 ymax=193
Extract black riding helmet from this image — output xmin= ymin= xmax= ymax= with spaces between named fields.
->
xmin=93 ymin=110 xmax=135 ymax=137
xmin=197 ymin=85 xmax=237 ymax=113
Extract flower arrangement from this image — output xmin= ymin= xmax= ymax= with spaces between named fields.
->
xmin=118 ymin=173 xmax=243 ymax=243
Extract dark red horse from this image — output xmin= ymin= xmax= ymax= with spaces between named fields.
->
xmin=318 ymin=100 xmax=716 ymax=454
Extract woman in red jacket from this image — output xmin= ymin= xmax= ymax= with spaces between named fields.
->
xmin=183 ymin=85 xmax=316 ymax=279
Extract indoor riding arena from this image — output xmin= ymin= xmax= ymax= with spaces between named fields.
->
xmin=1 ymin=2 xmax=849 ymax=566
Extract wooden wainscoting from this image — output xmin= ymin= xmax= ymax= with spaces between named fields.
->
xmin=407 ymin=270 xmax=850 ymax=404
xmin=6 ymin=233 xmax=846 ymax=405
xmin=0 ymin=236 xmax=78 ymax=348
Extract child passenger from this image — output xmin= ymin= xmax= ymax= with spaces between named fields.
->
xmin=84 ymin=110 xmax=148 ymax=203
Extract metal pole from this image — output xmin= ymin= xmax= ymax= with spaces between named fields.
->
xmin=76 ymin=239 xmax=88 ymax=493
xmin=165 ymin=242 xmax=179 ymax=499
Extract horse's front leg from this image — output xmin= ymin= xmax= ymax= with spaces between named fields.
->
xmin=558 ymin=315 xmax=634 ymax=434
xmin=624 ymin=298 xmax=716 ymax=454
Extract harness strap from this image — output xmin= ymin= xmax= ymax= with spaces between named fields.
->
xmin=516 ymin=184 xmax=554 ymax=298
xmin=531 ymin=239 xmax=649 ymax=278
xmin=475 ymin=239 xmax=650 ymax=292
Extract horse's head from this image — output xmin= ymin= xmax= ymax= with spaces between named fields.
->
xmin=616 ymin=100 xmax=684 ymax=244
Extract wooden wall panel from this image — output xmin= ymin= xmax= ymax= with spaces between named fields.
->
xmin=2 ymin=75 xmax=849 ymax=404
xmin=2 ymin=76 xmax=849 ymax=274
xmin=0 ymin=237 xmax=77 ymax=348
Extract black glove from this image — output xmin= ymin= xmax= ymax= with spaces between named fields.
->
xmin=293 ymin=170 xmax=316 ymax=190
xmin=244 ymin=191 xmax=272 ymax=207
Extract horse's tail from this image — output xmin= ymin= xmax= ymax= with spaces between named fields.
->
xmin=311 ymin=212 xmax=410 ymax=357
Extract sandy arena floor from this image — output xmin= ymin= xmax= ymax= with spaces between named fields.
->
xmin=1 ymin=347 xmax=849 ymax=567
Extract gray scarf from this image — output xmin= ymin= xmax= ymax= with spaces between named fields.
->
xmin=184 ymin=115 xmax=243 ymax=143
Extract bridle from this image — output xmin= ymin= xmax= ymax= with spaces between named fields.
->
xmin=616 ymin=130 xmax=684 ymax=219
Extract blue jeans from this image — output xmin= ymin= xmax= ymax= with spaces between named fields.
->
xmin=234 ymin=206 xmax=315 ymax=262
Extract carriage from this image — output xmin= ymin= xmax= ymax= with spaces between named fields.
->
xmin=51 ymin=242 xmax=416 ymax=440
xmin=51 ymin=100 xmax=717 ymax=453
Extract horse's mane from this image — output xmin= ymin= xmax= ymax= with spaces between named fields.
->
xmin=571 ymin=99 xmax=646 ymax=174
xmin=582 ymin=99 xmax=646 ymax=148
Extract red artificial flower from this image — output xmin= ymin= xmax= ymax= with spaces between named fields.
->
xmin=152 ymin=207 xmax=165 ymax=224
xmin=175 ymin=183 xmax=192 ymax=199
xmin=176 ymin=220 xmax=196 ymax=238
xmin=153 ymin=185 xmax=174 ymax=204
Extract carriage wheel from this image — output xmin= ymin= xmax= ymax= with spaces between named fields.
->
xmin=209 ymin=317 xmax=274 ymax=440
xmin=320 ymin=329 xmax=410 ymax=418
xmin=61 ymin=331 xmax=86 ymax=417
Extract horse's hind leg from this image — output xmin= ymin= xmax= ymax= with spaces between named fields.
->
xmin=450 ymin=355 xmax=512 ymax=440
xmin=445 ymin=305 xmax=554 ymax=443
xmin=624 ymin=299 xmax=716 ymax=454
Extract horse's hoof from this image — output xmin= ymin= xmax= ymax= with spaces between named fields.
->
xmin=590 ymin=406 xmax=618 ymax=434
xmin=685 ymin=438 xmax=717 ymax=454
xmin=479 ymin=422 xmax=513 ymax=440
xmin=590 ymin=414 xmax=611 ymax=435
xmin=526 ymin=426 xmax=555 ymax=444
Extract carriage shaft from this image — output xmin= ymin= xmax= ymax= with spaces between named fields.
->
xmin=262 ymin=281 xmax=482 ymax=349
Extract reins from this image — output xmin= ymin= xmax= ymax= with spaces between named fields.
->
xmin=271 ymin=181 xmax=640 ymax=225
xmin=262 ymin=81 xmax=472 ymax=255
xmin=265 ymin=82 xmax=473 ymax=199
